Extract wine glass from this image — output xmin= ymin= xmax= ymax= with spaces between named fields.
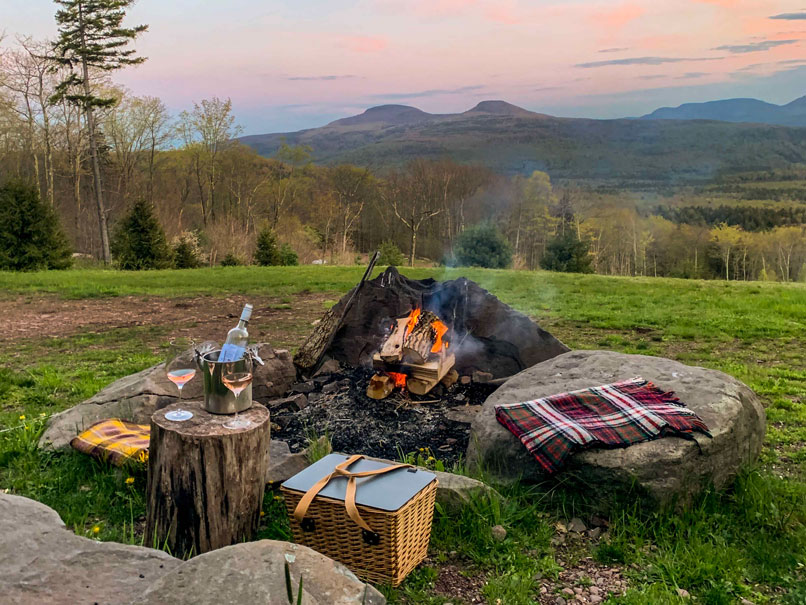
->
xmin=165 ymin=341 xmax=196 ymax=422
xmin=222 ymin=354 xmax=253 ymax=430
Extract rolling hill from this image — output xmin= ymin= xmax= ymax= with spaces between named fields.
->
xmin=641 ymin=96 xmax=806 ymax=127
xmin=239 ymin=100 xmax=806 ymax=183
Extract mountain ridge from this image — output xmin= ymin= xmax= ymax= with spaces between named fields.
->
xmin=641 ymin=95 xmax=806 ymax=126
xmin=239 ymin=98 xmax=806 ymax=183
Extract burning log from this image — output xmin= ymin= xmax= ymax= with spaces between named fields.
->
xmin=367 ymin=374 xmax=395 ymax=400
xmin=379 ymin=318 xmax=409 ymax=363
xmin=371 ymin=307 xmax=455 ymax=398
xmin=402 ymin=309 xmax=443 ymax=364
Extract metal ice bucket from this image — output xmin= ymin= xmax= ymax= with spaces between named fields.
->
xmin=197 ymin=350 xmax=253 ymax=415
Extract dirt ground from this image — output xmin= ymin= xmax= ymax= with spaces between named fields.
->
xmin=0 ymin=292 xmax=332 ymax=349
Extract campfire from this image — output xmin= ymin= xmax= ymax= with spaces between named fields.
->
xmin=368 ymin=308 xmax=456 ymax=398
xmin=268 ymin=266 xmax=569 ymax=465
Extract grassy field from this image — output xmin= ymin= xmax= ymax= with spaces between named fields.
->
xmin=0 ymin=266 xmax=804 ymax=604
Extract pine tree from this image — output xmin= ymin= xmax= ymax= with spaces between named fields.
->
xmin=540 ymin=231 xmax=593 ymax=274
xmin=0 ymin=180 xmax=72 ymax=271
xmin=254 ymin=227 xmax=282 ymax=266
xmin=111 ymin=199 xmax=172 ymax=270
xmin=51 ymin=0 xmax=148 ymax=264
xmin=453 ymin=223 xmax=512 ymax=269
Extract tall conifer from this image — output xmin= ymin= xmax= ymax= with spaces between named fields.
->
xmin=51 ymin=0 xmax=147 ymax=263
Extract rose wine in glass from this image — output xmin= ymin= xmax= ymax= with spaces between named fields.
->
xmin=167 ymin=368 xmax=196 ymax=392
xmin=222 ymin=360 xmax=253 ymax=430
xmin=165 ymin=345 xmax=197 ymax=422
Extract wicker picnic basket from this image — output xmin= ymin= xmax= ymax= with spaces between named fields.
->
xmin=280 ymin=453 xmax=438 ymax=586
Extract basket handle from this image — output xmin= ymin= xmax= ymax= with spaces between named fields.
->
xmin=293 ymin=454 xmax=413 ymax=533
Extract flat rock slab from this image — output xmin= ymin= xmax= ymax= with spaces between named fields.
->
xmin=467 ymin=350 xmax=766 ymax=509
xmin=0 ymin=493 xmax=180 ymax=605
xmin=39 ymin=343 xmax=296 ymax=450
xmin=133 ymin=540 xmax=385 ymax=605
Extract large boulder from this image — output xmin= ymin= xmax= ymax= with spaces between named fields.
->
xmin=40 ymin=344 xmax=296 ymax=450
xmin=133 ymin=540 xmax=385 ymax=605
xmin=0 ymin=493 xmax=180 ymax=605
xmin=467 ymin=350 xmax=766 ymax=509
xmin=0 ymin=493 xmax=385 ymax=604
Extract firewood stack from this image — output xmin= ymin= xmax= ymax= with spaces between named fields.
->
xmin=369 ymin=308 xmax=455 ymax=398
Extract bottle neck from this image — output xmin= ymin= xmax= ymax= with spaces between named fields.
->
xmin=236 ymin=319 xmax=249 ymax=330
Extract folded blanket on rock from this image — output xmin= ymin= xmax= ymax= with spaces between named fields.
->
xmin=71 ymin=419 xmax=150 ymax=466
xmin=494 ymin=377 xmax=711 ymax=473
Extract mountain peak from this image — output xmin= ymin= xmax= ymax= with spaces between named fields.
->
xmin=464 ymin=100 xmax=535 ymax=117
xmin=328 ymin=104 xmax=433 ymax=127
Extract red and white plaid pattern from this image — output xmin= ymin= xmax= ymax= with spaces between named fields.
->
xmin=495 ymin=377 xmax=711 ymax=473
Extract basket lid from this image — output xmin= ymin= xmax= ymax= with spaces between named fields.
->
xmin=281 ymin=453 xmax=437 ymax=512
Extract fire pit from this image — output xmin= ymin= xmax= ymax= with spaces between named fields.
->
xmin=270 ymin=266 xmax=569 ymax=464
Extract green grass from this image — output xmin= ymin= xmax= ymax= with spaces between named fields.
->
xmin=1 ymin=266 xmax=804 ymax=603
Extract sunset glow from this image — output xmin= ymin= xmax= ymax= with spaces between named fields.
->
xmin=6 ymin=0 xmax=806 ymax=133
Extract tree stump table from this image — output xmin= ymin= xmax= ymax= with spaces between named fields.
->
xmin=145 ymin=400 xmax=271 ymax=557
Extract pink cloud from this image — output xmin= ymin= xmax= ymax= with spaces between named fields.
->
xmin=595 ymin=2 xmax=646 ymax=29
xmin=341 ymin=35 xmax=388 ymax=53
xmin=373 ymin=0 xmax=477 ymax=19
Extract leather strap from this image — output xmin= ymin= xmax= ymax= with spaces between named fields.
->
xmin=293 ymin=455 xmax=413 ymax=533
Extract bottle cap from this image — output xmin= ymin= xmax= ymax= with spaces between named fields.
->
xmin=240 ymin=304 xmax=253 ymax=322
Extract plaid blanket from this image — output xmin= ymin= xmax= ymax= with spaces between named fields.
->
xmin=495 ymin=378 xmax=711 ymax=473
xmin=70 ymin=419 xmax=150 ymax=466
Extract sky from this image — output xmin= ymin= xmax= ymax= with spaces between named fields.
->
xmin=3 ymin=0 xmax=806 ymax=135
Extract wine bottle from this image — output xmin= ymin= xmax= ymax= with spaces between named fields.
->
xmin=218 ymin=304 xmax=253 ymax=362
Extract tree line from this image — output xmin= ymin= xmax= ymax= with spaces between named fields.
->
xmin=0 ymin=3 xmax=804 ymax=281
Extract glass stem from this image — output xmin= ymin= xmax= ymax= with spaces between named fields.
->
xmin=178 ymin=386 xmax=182 ymax=403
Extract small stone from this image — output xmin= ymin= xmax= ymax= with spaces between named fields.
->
xmin=739 ymin=600 xmax=754 ymax=605
xmin=321 ymin=382 xmax=340 ymax=394
xmin=554 ymin=598 xmax=566 ymax=605
xmin=590 ymin=596 xmax=602 ymax=604
xmin=540 ymin=586 xmax=548 ymax=594
xmin=266 ymin=393 xmax=308 ymax=412
xmin=568 ymin=517 xmax=587 ymax=533
xmin=574 ymin=586 xmax=583 ymax=594
xmin=446 ymin=438 xmax=458 ymax=445
xmin=314 ymin=358 xmax=341 ymax=376
xmin=677 ymin=588 xmax=690 ymax=598
xmin=312 ymin=375 xmax=331 ymax=386
xmin=562 ymin=587 xmax=575 ymax=596
xmin=290 ymin=381 xmax=314 ymax=394
xmin=472 ymin=371 xmax=493 ymax=383
xmin=491 ymin=525 xmax=507 ymax=541
xmin=550 ymin=534 xmax=566 ymax=546
xmin=589 ymin=586 xmax=600 ymax=595
xmin=454 ymin=393 xmax=466 ymax=402
xmin=588 ymin=527 xmax=602 ymax=540
xmin=590 ymin=515 xmax=609 ymax=528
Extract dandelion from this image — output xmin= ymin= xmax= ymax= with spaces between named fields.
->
xmin=125 ymin=477 xmax=135 ymax=486
xmin=92 ymin=526 xmax=100 ymax=534
xmin=260 ymin=511 xmax=265 ymax=517
xmin=39 ymin=412 xmax=46 ymax=418
xmin=19 ymin=415 xmax=25 ymax=421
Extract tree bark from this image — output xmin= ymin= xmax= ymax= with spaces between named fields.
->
xmin=77 ymin=4 xmax=111 ymax=263
xmin=145 ymin=400 xmax=271 ymax=558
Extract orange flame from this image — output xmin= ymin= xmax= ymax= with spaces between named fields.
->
xmin=404 ymin=308 xmax=421 ymax=339
xmin=387 ymin=372 xmax=407 ymax=388
xmin=431 ymin=320 xmax=448 ymax=353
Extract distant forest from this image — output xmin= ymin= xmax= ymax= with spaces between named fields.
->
xmin=1 ymin=36 xmax=805 ymax=282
